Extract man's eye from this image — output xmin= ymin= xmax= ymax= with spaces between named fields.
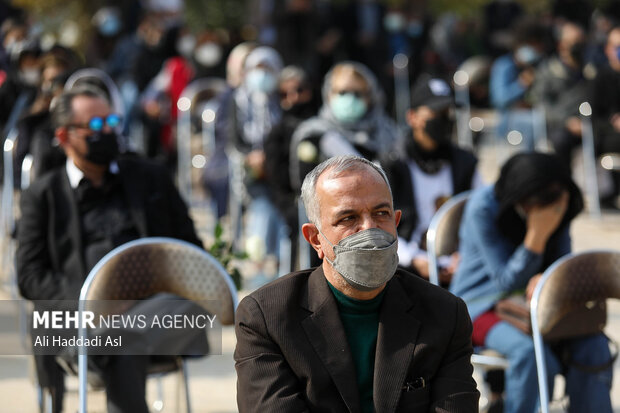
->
xmin=339 ymin=216 xmax=355 ymax=224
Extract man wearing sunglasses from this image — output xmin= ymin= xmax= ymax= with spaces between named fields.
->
xmin=16 ymin=85 xmax=202 ymax=412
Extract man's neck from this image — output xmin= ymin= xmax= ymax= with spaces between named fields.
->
xmin=73 ymin=158 xmax=107 ymax=188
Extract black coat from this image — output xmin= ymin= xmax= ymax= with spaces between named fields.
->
xmin=234 ymin=266 xmax=479 ymax=412
xmin=16 ymin=156 xmax=202 ymax=301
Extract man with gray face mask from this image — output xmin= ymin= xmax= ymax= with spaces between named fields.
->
xmin=234 ymin=155 xmax=479 ymax=412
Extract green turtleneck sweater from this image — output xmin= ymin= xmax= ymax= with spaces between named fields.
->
xmin=327 ymin=282 xmax=385 ymax=413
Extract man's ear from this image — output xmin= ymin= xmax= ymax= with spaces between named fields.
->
xmin=55 ymin=127 xmax=68 ymax=146
xmin=301 ymin=223 xmax=325 ymax=259
xmin=394 ymin=209 xmax=402 ymax=228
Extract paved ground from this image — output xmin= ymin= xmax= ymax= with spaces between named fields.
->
xmin=1 ymin=143 xmax=620 ymax=412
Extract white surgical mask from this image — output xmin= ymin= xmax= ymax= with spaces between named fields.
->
xmin=320 ymin=228 xmax=398 ymax=291
xmin=383 ymin=13 xmax=406 ymax=33
xmin=194 ymin=42 xmax=222 ymax=68
xmin=515 ymin=45 xmax=541 ymax=66
xmin=20 ymin=68 xmax=40 ymax=86
xmin=176 ymin=34 xmax=196 ymax=58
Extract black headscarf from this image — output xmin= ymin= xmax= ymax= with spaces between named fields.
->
xmin=494 ymin=152 xmax=584 ymax=245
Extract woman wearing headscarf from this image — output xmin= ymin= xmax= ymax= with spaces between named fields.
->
xmin=289 ymin=61 xmax=400 ymax=190
xmin=450 ymin=152 xmax=613 ymax=413
xmin=213 ymin=45 xmax=286 ymax=283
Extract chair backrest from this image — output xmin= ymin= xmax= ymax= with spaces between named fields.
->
xmin=80 ymin=237 xmax=238 ymax=325
xmin=64 ymin=68 xmax=125 ymax=116
xmin=530 ymin=249 xmax=620 ymax=413
xmin=532 ymin=249 xmax=620 ymax=340
xmin=426 ymin=191 xmax=470 ymax=286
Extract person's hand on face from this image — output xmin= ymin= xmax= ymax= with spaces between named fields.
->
xmin=518 ymin=67 xmax=535 ymax=88
xmin=526 ymin=190 xmax=569 ymax=241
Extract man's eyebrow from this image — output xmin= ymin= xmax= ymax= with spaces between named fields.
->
xmin=373 ymin=202 xmax=392 ymax=210
xmin=334 ymin=209 xmax=356 ymax=219
xmin=333 ymin=203 xmax=392 ymax=219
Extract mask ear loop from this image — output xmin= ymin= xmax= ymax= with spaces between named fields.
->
xmin=317 ymin=228 xmax=337 ymax=267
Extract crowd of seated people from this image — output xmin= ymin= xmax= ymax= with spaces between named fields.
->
xmin=1 ymin=1 xmax=620 ymax=411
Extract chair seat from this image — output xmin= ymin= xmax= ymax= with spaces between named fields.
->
xmin=472 ymin=348 xmax=509 ymax=369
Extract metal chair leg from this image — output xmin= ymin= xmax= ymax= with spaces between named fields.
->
xmin=181 ymin=358 xmax=192 ymax=413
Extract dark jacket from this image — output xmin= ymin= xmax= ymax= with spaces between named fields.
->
xmin=234 ymin=266 xmax=479 ymax=413
xmin=16 ymin=156 xmax=202 ymax=301
xmin=383 ymin=146 xmax=478 ymax=241
xmin=590 ymin=64 xmax=620 ymax=154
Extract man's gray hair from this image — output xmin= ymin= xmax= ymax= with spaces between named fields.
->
xmin=300 ymin=155 xmax=393 ymax=227
xmin=279 ymin=65 xmax=310 ymax=86
xmin=51 ymin=84 xmax=110 ymax=129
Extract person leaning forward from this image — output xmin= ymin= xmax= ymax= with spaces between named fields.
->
xmin=234 ymin=155 xmax=479 ymax=412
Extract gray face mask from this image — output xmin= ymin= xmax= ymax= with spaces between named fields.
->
xmin=320 ymin=228 xmax=399 ymax=291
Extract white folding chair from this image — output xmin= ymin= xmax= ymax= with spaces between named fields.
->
xmin=530 ymin=249 xmax=620 ymax=413
xmin=426 ymin=191 xmax=509 ymax=411
xmin=77 ymin=237 xmax=238 ymax=413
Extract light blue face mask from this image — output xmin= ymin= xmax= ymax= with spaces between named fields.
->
xmin=245 ymin=68 xmax=277 ymax=94
xmin=383 ymin=13 xmax=406 ymax=33
xmin=99 ymin=15 xmax=121 ymax=37
xmin=330 ymin=93 xmax=368 ymax=123
xmin=515 ymin=45 xmax=541 ymax=66
xmin=407 ymin=20 xmax=424 ymax=38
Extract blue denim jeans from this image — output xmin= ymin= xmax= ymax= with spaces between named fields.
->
xmin=246 ymin=194 xmax=287 ymax=258
xmin=485 ymin=321 xmax=613 ymax=413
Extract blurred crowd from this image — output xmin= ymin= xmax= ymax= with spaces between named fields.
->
xmin=1 ymin=0 xmax=620 ymax=279
xmin=2 ymin=1 xmax=620 ymax=411
xmin=0 ymin=0 xmax=619 ymax=277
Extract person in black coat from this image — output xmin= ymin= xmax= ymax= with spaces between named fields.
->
xmin=16 ymin=85 xmax=202 ymax=413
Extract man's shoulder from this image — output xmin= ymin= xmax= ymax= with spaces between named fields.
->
xmin=25 ymin=167 xmax=66 ymax=195
xmin=393 ymin=269 xmax=460 ymax=304
xmin=243 ymin=268 xmax=314 ymax=306
xmin=117 ymin=155 xmax=168 ymax=173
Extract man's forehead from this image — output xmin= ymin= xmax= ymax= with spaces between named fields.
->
xmin=71 ymin=95 xmax=111 ymax=117
xmin=317 ymin=165 xmax=391 ymax=201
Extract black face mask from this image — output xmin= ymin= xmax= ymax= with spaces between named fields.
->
xmin=569 ymin=42 xmax=586 ymax=67
xmin=283 ymin=101 xmax=315 ymax=118
xmin=406 ymin=115 xmax=453 ymax=173
xmin=84 ymin=131 xmax=119 ymax=165
xmin=424 ymin=115 xmax=453 ymax=146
